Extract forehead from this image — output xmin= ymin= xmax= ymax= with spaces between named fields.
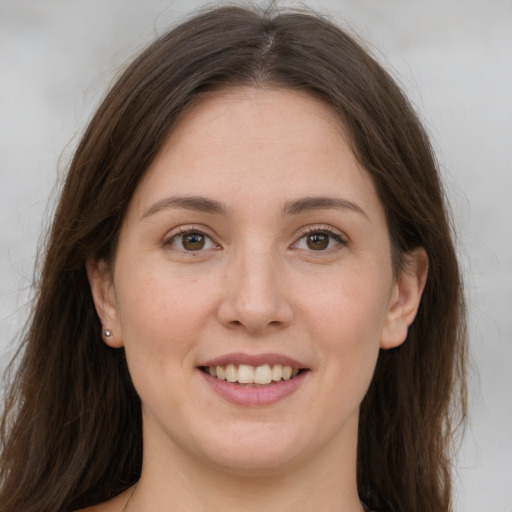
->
xmin=169 ymin=86 xmax=346 ymax=145
xmin=129 ymin=86 xmax=381 ymax=220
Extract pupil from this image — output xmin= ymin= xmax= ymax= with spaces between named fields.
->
xmin=307 ymin=233 xmax=328 ymax=250
xmin=183 ymin=233 xmax=205 ymax=250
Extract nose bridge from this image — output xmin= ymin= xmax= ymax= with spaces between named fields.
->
xmin=218 ymin=240 xmax=292 ymax=332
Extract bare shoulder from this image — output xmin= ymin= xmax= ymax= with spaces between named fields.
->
xmin=73 ymin=486 xmax=133 ymax=512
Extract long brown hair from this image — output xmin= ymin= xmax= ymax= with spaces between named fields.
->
xmin=0 ymin=5 xmax=467 ymax=511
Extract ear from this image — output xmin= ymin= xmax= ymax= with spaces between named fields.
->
xmin=86 ymin=259 xmax=124 ymax=348
xmin=381 ymin=247 xmax=429 ymax=350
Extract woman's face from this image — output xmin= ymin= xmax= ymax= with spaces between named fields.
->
xmin=90 ymin=87 xmax=425 ymax=474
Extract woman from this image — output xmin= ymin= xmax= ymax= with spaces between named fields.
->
xmin=0 ymin=5 xmax=467 ymax=512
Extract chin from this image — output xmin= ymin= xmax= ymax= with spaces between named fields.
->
xmin=192 ymin=423 xmax=306 ymax=474
xmin=205 ymin=447 xmax=300 ymax=476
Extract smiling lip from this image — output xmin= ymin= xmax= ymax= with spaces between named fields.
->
xmin=198 ymin=352 xmax=309 ymax=407
xmin=201 ymin=352 xmax=306 ymax=368
xmin=200 ymin=370 xmax=308 ymax=406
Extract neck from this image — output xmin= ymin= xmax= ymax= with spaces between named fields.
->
xmin=130 ymin=415 xmax=364 ymax=512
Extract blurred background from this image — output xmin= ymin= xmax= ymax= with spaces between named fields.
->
xmin=1 ymin=1 xmax=511 ymax=510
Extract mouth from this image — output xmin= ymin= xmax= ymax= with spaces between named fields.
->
xmin=198 ymin=355 xmax=310 ymax=406
xmin=199 ymin=364 xmax=304 ymax=386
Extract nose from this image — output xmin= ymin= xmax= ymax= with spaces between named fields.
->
xmin=216 ymin=248 xmax=293 ymax=335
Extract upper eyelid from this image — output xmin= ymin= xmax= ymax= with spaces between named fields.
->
xmin=164 ymin=225 xmax=218 ymax=241
xmin=291 ymin=226 xmax=349 ymax=251
xmin=295 ymin=224 xmax=347 ymax=240
xmin=162 ymin=227 xmax=222 ymax=252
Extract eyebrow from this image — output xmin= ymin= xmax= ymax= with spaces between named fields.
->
xmin=141 ymin=195 xmax=227 ymax=219
xmin=141 ymin=194 xmax=368 ymax=220
xmin=282 ymin=196 xmax=368 ymax=219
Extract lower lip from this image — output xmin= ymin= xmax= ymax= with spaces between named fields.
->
xmin=199 ymin=370 xmax=309 ymax=407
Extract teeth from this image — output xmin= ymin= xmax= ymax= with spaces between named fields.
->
xmin=225 ymin=364 xmax=237 ymax=383
xmin=237 ymin=364 xmax=254 ymax=384
xmin=216 ymin=366 xmax=225 ymax=380
xmin=206 ymin=364 xmax=300 ymax=385
xmin=254 ymin=364 xmax=272 ymax=384
xmin=272 ymin=364 xmax=283 ymax=381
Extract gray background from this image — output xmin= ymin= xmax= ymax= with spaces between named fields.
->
xmin=1 ymin=1 xmax=511 ymax=510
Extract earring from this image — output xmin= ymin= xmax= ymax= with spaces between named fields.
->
xmin=103 ymin=329 xmax=113 ymax=338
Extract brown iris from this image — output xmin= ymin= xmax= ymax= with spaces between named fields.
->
xmin=306 ymin=232 xmax=329 ymax=250
xmin=182 ymin=233 xmax=205 ymax=250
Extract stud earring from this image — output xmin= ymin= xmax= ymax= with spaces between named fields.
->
xmin=103 ymin=329 xmax=113 ymax=338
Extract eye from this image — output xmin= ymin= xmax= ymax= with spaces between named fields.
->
xmin=165 ymin=229 xmax=219 ymax=252
xmin=292 ymin=228 xmax=346 ymax=251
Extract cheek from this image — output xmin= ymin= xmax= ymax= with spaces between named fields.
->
xmin=114 ymin=263 xmax=217 ymax=360
xmin=113 ymin=272 xmax=213 ymax=411
xmin=300 ymin=264 xmax=392 ymax=341
xmin=298 ymin=265 xmax=391 ymax=389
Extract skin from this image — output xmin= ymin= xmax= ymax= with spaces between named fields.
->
xmin=87 ymin=87 xmax=427 ymax=512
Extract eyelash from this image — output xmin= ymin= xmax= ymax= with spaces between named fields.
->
xmin=292 ymin=226 xmax=348 ymax=252
xmin=164 ymin=227 xmax=220 ymax=252
xmin=163 ymin=225 xmax=348 ymax=253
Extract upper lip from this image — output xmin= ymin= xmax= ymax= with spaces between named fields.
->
xmin=201 ymin=352 xmax=307 ymax=369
